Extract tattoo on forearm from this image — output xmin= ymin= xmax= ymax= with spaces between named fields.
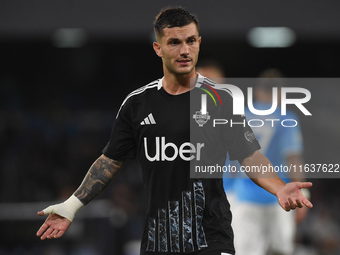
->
xmin=74 ymin=156 xmax=125 ymax=205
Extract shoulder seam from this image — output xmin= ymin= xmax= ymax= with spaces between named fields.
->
xmin=115 ymin=80 xmax=159 ymax=118
xmin=199 ymin=78 xmax=233 ymax=98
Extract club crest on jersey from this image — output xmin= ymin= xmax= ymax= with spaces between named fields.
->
xmin=193 ymin=110 xmax=210 ymax=127
xmin=244 ymin=131 xmax=256 ymax=143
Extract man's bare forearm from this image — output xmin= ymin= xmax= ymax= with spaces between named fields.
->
xmin=242 ymin=150 xmax=285 ymax=196
xmin=74 ymin=154 xmax=125 ymax=205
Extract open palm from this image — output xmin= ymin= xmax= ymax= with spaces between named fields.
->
xmin=276 ymin=182 xmax=313 ymax=211
xmin=36 ymin=212 xmax=71 ymax=240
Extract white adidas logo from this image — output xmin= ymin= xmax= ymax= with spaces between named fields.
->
xmin=141 ymin=113 xmax=156 ymax=125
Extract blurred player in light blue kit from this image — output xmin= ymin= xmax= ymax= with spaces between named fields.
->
xmin=224 ymin=69 xmax=309 ymax=255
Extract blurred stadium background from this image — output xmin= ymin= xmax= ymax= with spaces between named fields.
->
xmin=1 ymin=1 xmax=340 ymax=254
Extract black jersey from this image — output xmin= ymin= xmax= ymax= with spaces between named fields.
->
xmin=103 ymin=75 xmax=260 ymax=255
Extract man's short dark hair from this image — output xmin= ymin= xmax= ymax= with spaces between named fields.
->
xmin=154 ymin=6 xmax=199 ymax=39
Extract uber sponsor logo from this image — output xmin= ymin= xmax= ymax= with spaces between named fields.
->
xmin=144 ymin=137 xmax=204 ymax=161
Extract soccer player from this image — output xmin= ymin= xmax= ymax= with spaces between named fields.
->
xmin=225 ymin=69 xmax=309 ymax=255
xmin=36 ymin=7 xmax=312 ymax=255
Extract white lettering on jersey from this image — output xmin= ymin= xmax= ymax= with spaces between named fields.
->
xmin=144 ymin=137 xmax=204 ymax=161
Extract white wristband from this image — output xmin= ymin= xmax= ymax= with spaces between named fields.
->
xmin=42 ymin=194 xmax=84 ymax=222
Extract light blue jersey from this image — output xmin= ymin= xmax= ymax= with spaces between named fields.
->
xmin=224 ymin=102 xmax=303 ymax=204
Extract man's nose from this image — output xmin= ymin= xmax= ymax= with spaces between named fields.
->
xmin=179 ymin=42 xmax=189 ymax=56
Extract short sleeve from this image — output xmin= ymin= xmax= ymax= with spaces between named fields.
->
xmin=102 ymin=99 xmax=137 ymax=160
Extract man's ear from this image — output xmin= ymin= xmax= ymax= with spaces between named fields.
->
xmin=153 ymin=42 xmax=163 ymax=58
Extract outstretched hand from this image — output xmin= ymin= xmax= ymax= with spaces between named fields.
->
xmin=276 ymin=182 xmax=313 ymax=211
xmin=36 ymin=195 xmax=84 ymax=240
xmin=36 ymin=211 xmax=72 ymax=240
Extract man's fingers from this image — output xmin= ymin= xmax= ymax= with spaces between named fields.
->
xmin=36 ymin=223 xmax=48 ymax=237
xmin=42 ymin=206 xmax=54 ymax=215
xmin=37 ymin=211 xmax=45 ymax=216
xmin=37 ymin=205 xmax=72 ymax=241
xmin=41 ymin=227 xmax=54 ymax=240
xmin=285 ymin=203 xmax=290 ymax=211
xmin=280 ymin=200 xmax=290 ymax=212
xmin=288 ymin=197 xmax=297 ymax=210
xmin=299 ymin=182 xmax=312 ymax=189
xmin=296 ymin=199 xmax=303 ymax=208
xmin=47 ymin=229 xmax=59 ymax=239
xmin=54 ymin=230 xmax=65 ymax=239
xmin=37 ymin=206 xmax=54 ymax=217
xmin=302 ymin=198 xmax=313 ymax=208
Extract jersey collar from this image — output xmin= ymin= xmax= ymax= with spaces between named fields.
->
xmin=157 ymin=73 xmax=205 ymax=90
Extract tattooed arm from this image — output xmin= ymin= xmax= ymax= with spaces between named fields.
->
xmin=74 ymin=154 xmax=125 ymax=205
xmin=36 ymin=155 xmax=125 ymax=240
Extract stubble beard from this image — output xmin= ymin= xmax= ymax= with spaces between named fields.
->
xmin=165 ymin=58 xmax=197 ymax=76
